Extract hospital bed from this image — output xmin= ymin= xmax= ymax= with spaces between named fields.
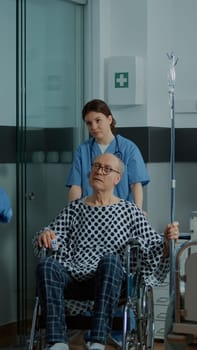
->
xmin=168 ymin=238 xmax=197 ymax=346
xmin=27 ymin=240 xmax=155 ymax=350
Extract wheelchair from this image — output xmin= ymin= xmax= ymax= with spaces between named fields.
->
xmin=27 ymin=240 xmax=154 ymax=350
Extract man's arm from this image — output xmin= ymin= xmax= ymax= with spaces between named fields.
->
xmin=130 ymin=182 xmax=143 ymax=209
xmin=68 ymin=185 xmax=82 ymax=202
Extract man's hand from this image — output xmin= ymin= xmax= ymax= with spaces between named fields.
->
xmin=164 ymin=221 xmax=179 ymax=241
xmin=163 ymin=221 xmax=179 ymax=257
xmin=38 ymin=229 xmax=56 ymax=249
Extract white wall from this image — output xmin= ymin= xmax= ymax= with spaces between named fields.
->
xmin=147 ymin=0 xmax=197 ymax=230
xmin=147 ymin=0 xmax=197 ymax=128
xmin=89 ymin=0 xmax=197 ymax=129
xmin=86 ymin=0 xmax=197 ymax=232
xmin=172 ymin=0 xmax=197 ymax=128
xmin=108 ymin=0 xmax=147 ymax=127
xmin=146 ymin=0 xmax=173 ymax=127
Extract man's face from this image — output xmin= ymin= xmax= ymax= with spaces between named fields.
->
xmin=89 ymin=154 xmax=121 ymax=192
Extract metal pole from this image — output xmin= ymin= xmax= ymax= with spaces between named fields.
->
xmin=167 ymin=52 xmax=179 ymax=295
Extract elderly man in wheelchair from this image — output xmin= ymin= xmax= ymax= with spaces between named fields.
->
xmin=32 ymin=153 xmax=179 ymax=350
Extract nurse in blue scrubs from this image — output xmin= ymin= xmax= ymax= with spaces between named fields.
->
xmin=0 ymin=188 xmax=12 ymax=223
xmin=66 ymin=99 xmax=150 ymax=209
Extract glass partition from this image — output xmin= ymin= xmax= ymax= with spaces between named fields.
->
xmin=16 ymin=0 xmax=84 ymax=342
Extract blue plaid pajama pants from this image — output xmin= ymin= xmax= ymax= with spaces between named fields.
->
xmin=36 ymin=254 xmax=124 ymax=344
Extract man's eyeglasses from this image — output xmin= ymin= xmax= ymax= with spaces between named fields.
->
xmin=92 ymin=163 xmax=120 ymax=175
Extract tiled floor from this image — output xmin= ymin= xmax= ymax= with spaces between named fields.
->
xmin=154 ymin=340 xmax=197 ymax=350
xmin=1 ymin=340 xmax=197 ymax=350
xmin=0 ymin=341 xmax=197 ymax=350
xmin=1 ymin=343 xmax=197 ymax=350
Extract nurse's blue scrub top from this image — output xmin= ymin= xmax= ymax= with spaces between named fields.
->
xmin=0 ymin=188 xmax=12 ymax=223
xmin=66 ymin=135 xmax=150 ymax=202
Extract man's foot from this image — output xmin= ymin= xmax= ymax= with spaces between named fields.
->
xmin=88 ymin=342 xmax=105 ymax=350
xmin=47 ymin=343 xmax=69 ymax=350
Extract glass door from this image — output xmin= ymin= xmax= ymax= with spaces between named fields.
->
xmin=16 ymin=0 xmax=85 ymax=342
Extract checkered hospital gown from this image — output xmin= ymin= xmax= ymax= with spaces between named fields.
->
xmin=32 ymin=198 xmax=170 ymax=314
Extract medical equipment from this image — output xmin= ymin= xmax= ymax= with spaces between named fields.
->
xmin=189 ymin=211 xmax=197 ymax=241
xmin=167 ymin=52 xmax=179 ymax=294
xmin=169 ymin=239 xmax=197 ymax=345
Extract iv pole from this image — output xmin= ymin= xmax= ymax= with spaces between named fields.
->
xmin=167 ymin=52 xmax=179 ymax=294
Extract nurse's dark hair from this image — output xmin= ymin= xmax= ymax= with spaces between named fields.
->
xmin=82 ymin=99 xmax=116 ymax=131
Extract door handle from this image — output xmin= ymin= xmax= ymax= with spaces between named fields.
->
xmin=27 ymin=192 xmax=35 ymax=200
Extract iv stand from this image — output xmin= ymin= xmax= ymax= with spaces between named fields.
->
xmin=167 ymin=52 xmax=179 ymax=295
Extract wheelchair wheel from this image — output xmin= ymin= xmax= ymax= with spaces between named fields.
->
xmin=137 ymin=285 xmax=154 ymax=350
xmin=27 ymin=297 xmax=46 ymax=350
xmin=122 ymin=302 xmax=138 ymax=350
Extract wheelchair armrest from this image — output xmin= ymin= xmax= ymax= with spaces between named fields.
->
xmin=39 ymin=246 xmax=52 ymax=258
xmin=125 ymin=239 xmax=141 ymax=272
xmin=40 ymin=247 xmax=47 ymax=258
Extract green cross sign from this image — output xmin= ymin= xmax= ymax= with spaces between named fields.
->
xmin=114 ymin=72 xmax=129 ymax=88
